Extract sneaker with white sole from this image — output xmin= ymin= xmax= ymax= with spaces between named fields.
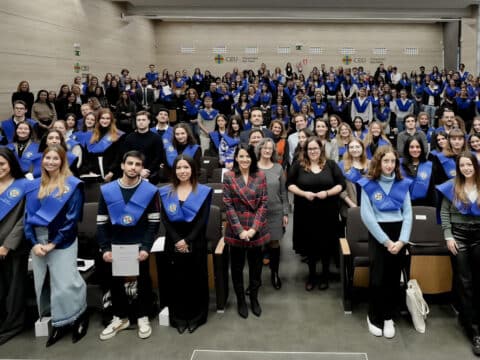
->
xmin=137 ymin=316 xmax=152 ymax=339
xmin=100 ymin=316 xmax=130 ymax=340
xmin=367 ymin=316 xmax=383 ymax=337
xmin=383 ymin=319 xmax=395 ymax=339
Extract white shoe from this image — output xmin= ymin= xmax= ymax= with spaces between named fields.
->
xmin=137 ymin=316 xmax=152 ymax=339
xmin=100 ymin=316 xmax=130 ymax=340
xmin=383 ymin=319 xmax=395 ymax=338
xmin=367 ymin=316 xmax=383 ymax=337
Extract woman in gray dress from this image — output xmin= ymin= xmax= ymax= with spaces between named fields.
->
xmin=256 ymin=138 xmax=289 ymax=289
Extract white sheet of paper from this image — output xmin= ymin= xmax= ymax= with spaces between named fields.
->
xmin=151 ymin=236 xmax=166 ymax=252
xmin=112 ymin=244 xmax=139 ymax=276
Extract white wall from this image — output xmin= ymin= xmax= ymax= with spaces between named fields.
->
xmin=155 ymin=22 xmax=444 ymax=76
xmin=0 ymin=0 xmax=156 ymax=118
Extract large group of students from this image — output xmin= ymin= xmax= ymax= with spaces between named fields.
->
xmin=1 ymin=61 xmax=480 ymax=356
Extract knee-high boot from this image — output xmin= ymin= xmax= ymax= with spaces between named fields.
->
xmin=269 ymin=247 xmax=282 ymax=290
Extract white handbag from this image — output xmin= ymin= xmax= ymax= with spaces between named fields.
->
xmin=406 ymin=279 xmax=430 ymax=333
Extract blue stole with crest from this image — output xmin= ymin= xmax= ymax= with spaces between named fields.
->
xmin=375 ymin=107 xmax=391 ymax=122
xmin=184 ymin=99 xmax=201 ymax=116
xmin=8 ymin=142 xmax=39 ymax=173
xmin=437 ymin=180 xmax=480 ymax=216
xmin=358 ymin=177 xmax=412 ymax=211
xmin=151 ymin=126 xmax=174 ymax=148
xmin=199 ymin=108 xmax=218 ymax=121
xmin=0 ymin=178 xmax=26 ymax=220
xmin=338 ymin=145 xmax=347 ymax=159
xmin=353 ymin=97 xmax=370 ymax=113
xmin=312 ymin=102 xmax=327 ymax=117
xmin=25 ymin=176 xmax=81 ymax=226
xmin=87 ymin=131 xmax=123 ymax=154
xmin=338 ymin=161 xmax=365 ymax=184
xmin=159 ymin=184 xmax=212 ymax=223
xmin=209 ymin=131 xmax=222 ymax=150
xmin=436 ymin=152 xmax=456 ymax=179
xmin=165 ymin=144 xmax=199 ymax=167
xmin=396 ymin=98 xmax=413 ymax=112
xmin=101 ymin=180 xmax=158 ymax=226
xmin=400 ymin=160 xmax=433 ymax=200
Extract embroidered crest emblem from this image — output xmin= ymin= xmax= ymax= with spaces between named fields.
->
xmin=419 ymin=171 xmax=428 ymax=180
xmin=168 ymin=145 xmax=174 ymax=152
xmin=63 ymin=185 xmax=70 ymax=194
xmin=163 ymin=138 xmax=169 ymax=145
xmin=449 ymin=170 xmax=456 ymax=177
xmin=374 ymin=192 xmax=383 ymax=201
xmin=168 ymin=203 xmax=177 ymax=214
xmin=122 ymin=214 xmax=134 ymax=225
xmin=25 ymin=151 xmax=33 ymax=158
xmin=8 ymin=188 xmax=20 ymax=198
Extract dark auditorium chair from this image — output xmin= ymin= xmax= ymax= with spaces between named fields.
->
xmin=199 ymin=167 xmax=208 ymax=184
xmin=408 ymin=206 xmax=452 ymax=294
xmin=201 ymin=156 xmax=220 ymax=182
xmin=206 ymin=183 xmax=225 ymax=217
xmin=77 ymin=202 xmax=99 ymax=259
xmin=339 ymin=206 xmax=370 ymax=313
xmin=210 ymin=168 xmax=224 ymax=183
xmin=84 ymin=181 xmax=102 ymax=203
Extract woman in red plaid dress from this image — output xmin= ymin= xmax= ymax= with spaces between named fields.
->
xmin=223 ymin=143 xmax=270 ymax=319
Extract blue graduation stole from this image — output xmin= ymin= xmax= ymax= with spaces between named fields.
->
xmin=73 ymin=130 xmax=92 ymax=148
xmin=369 ymin=96 xmax=380 ymax=109
xmin=414 ymin=84 xmax=424 ymax=96
xmin=358 ymin=177 xmax=412 ymax=211
xmin=375 ymin=107 xmax=391 ymax=123
xmin=150 ymin=126 xmax=174 ymax=148
xmin=455 ymin=97 xmax=472 ymax=110
xmin=222 ymin=133 xmax=239 ymax=148
xmin=312 ymin=102 xmax=327 ymax=117
xmin=0 ymin=178 xmax=26 ymax=220
xmin=235 ymin=103 xmax=250 ymax=115
xmin=325 ymin=80 xmax=339 ymax=94
xmin=338 ymin=145 xmax=347 ymax=158
xmin=8 ymin=142 xmax=39 ymax=173
xmin=101 ymin=180 xmax=158 ymax=226
xmin=400 ymin=160 xmax=432 ymax=200
xmin=424 ymin=86 xmax=439 ymax=97
xmin=166 ymin=144 xmax=199 ymax=167
xmin=418 ymin=127 xmax=435 ymax=143
xmin=260 ymin=92 xmax=271 ymax=104
xmin=476 ymin=100 xmax=480 ymax=114
xmin=66 ymin=138 xmax=80 ymax=152
xmin=396 ymin=98 xmax=413 ymax=112
xmin=199 ymin=108 xmax=218 ymax=121
xmin=2 ymin=118 xmax=36 ymax=143
xmin=338 ymin=161 xmax=365 ymax=183
xmin=184 ymin=99 xmax=201 ymax=116
xmin=173 ymin=79 xmax=185 ymax=89
xmin=291 ymin=99 xmax=303 ymax=114
xmin=436 ymin=180 xmax=480 ymax=216
xmin=25 ymin=176 xmax=82 ymax=226
xmin=192 ymin=74 xmax=203 ymax=85
xmin=329 ymin=100 xmax=347 ymax=113
xmin=87 ymin=131 xmax=123 ymax=154
xmin=159 ymin=184 xmax=212 ymax=223
xmin=353 ymin=97 xmax=370 ymax=113
xmin=400 ymin=79 xmax=410 ymax=89
xmin=445 ymin=86 xmax=459 ymax=99
xmin=366 ymin=138 xmax=389 ymax=159
xmin=209 ymin=131 xmax=222 ymax=150
xmin=353 ymin=129 xmax=368 ymax=140
xmin=436 ymin=152 xmax=456 ymax=179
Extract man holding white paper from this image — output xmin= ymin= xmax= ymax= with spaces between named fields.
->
xmin=97 ymin=150 xmax=160 ymax=341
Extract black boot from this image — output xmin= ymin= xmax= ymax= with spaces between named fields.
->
xmin=306 ymin=259 xmax=316 ymax=291
xmin=269 ymin=247 xmax=282 ymax=290
xmin=250 ymin=289 xmax=262 ymax=317
xmin=72 ymin=310 xmax=89 ymax=343
xmin=46 ymin=326 xmax=69 ymax=347
xmin=236 ymin=294 xmax=248 ymax=319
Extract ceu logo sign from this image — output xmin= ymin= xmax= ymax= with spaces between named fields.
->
xmin=214 ymin=54 xmax=224 ymax=64
xmin=342 ymin=55 xmax=352 ymax=65
xmin=374 ymin=192 xmax=383 ymax=201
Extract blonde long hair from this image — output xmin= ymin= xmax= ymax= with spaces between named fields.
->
xmin=38 ymin=145 xmax=72 ymax=199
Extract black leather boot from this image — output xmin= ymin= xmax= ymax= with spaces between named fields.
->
xmin=249 ymin=289 xmax=262 ymax=317
xmin=237 ymin=294 xmax=248 ymax=319
xmin=46 ymin=326 xmax=69 ymax=347
xmin=269 ymin=248 xmax=282 ymax=290
xmin=72 ymin=310 xmax=89 ymax=343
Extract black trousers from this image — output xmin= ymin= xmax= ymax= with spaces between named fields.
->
xmin=451 ymin=223 xmax=480 ymax=333
xmin=230 ymin=246 xmax=263 ymax=296
xmin=368 ymin=222 xmax=407 ymax=328
xmin=109 ymin=259 xmax=152 ymax=319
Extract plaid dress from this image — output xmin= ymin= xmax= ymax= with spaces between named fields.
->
xmin=223 ymin=170 xmax=270 ymax=247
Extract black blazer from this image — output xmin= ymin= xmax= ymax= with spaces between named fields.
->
xmin=135 ymin=87 xmax=154 ymax=108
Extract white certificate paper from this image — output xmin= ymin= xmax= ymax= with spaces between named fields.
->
xmin=112 ymin=244 xmax=139 ymax=276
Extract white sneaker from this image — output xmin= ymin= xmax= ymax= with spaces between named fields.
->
xmin=367 ymin=316 xmax=383 ymax=337
xmin=383 ymin=319 xmax=395 ymax=338
xmin=100 ymin=316 xmax=130 ymax=340
xmin=137 ymin=316 xmax=152 ymax=339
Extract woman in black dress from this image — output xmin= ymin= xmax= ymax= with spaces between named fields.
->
xmin=288 ymin=136 xmax=345 ymax=290
xmin=159 ymin=155 xmax=212 ymax=334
